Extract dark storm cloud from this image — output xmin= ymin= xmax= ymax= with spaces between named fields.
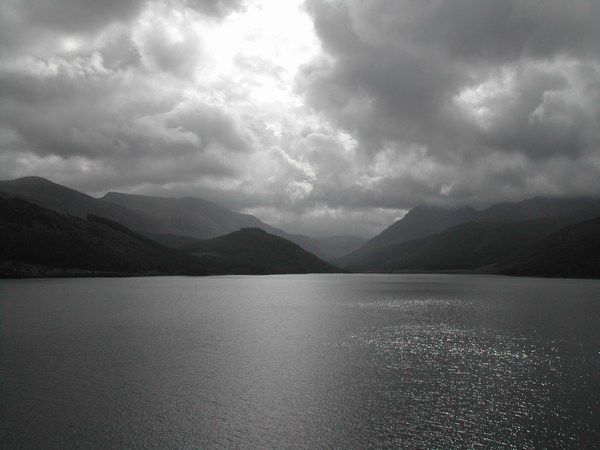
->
xmin=0 ymin=58 xmax=249 ymax=176
xmin=7 ymin=0 xmax=146 ymax=33
xmin=300 ymin=0 xmax=600 ymax=207
xmin=2 ymin=0 xmax=243 ymax=33
xmin=0 ymin=0 xmax=145 ymax=55
xmin=0 ymin=0 xmax=253 ymax=202
xmin=0 ymin=0 xmax=244 ymax=56
xmin=165 ymin=103 xmax=255 ymax=153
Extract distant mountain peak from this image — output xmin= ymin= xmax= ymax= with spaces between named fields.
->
xmin=360 ymin=202 xmax=480 ymax=251
xmin=0 ymin=176 xmax=100 ymax=202
xmin=184 ymin=228 xmax=339 ymax=274
xmin=9 ymin=175 xmax=54 ymax=183
xmin=3 ymin=176 xmax=65 ymax=188
xmin=239 ymin=227 xmax=267 ymax=233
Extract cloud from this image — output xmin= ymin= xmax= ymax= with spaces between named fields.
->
xmin=298 ymin=0 xmax=600 ymax=212
xmin=0 ymin=0 xmax=252 ymax=194
xmin=185 ymin=0 xmax=246 ymax=17
xmin=1 ymin=0 xmax=599 ymax=237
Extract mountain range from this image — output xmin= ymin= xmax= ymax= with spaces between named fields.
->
xmin=498 ymin=216 xmax=600 ymax=278
xmin=1 ymin=176 xmax=600 ymax=279
xmin=337 ymin=197 xmax=600 ymax=277
xmin=0 ymin=177 xmax=365 ymax=260
xmin=184 ymin=228 xmax=338 ymax=274
xmin=0 ymin=194 xmax=340 ymax=277
xmin=355 ymin=197 xmax=600 ymax=254
xmin=0 ymin=194 xmax=217 ymax=277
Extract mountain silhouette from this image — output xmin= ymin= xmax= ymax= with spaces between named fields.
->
xmin=341 ymin=196 xmax=600 ymax=274
xmin=362 ymin=204 xmax=479 ymax=250
xmin=498 ymin=216 xmax=600 ymax=278
xmin=0 ymin=176 xmax=362 ymax=260
xmin=184 ymin=228 xmax=340 ymax=274
xmin=0 ymin=194 xmax=228 ymax=277
xmin=3 ymin=176 xmax=599 ymax=279
xmin=0 ymin=195 xmax=340 ymax=277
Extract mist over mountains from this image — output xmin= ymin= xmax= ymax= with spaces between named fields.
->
xmin=0 ymin=190 xmax=340 ymax=277
xmin=338 ymin=197 xmax=600 ymax=277
xmin=2 ymin=0 xmax=600 ymax=251
xmin=1 ymin=176 xmax=600 ymax=279
xmin=0 ymin=177 xmax=365 ymax=261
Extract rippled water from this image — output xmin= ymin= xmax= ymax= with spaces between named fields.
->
xmin=1 ymin=274 xmax=599 ymax=448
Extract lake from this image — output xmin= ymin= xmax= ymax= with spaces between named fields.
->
xmin=1 ymin=274 xmax=599 ymax=448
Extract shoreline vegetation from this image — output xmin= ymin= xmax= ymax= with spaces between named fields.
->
xmin=4 ymin=266 xmax=598 ymax=281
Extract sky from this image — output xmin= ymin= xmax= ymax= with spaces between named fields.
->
xmin=1 ymin=0 xmax=600 ymax=237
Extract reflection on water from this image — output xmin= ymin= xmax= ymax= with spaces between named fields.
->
xmin=1 ymin=274 xmax=599 ymax=448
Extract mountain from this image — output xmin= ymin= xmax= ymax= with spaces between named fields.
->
xmin=337 ymin=217 xmax=572 ymax=272
xmin=362 ymin=204 xmax=479 ymax=250
xmin=102 ymin=191 xmax=277 ymax=239
xmin=342 ymin=196 xmax=600 ymax=271
xmin=358 ymin=197 xmax=600 ymax=253
xmin=0 ymin=176 xmax=153 ymax=231
xmin=184 ymin=228 xmax=340 ymax=274
xmin=386 ymin=218 xmax=572 ymax=272
xmin=102 ymin=191 xmax=349 ymax=260
xmin=0 ymin=194 xmax=233 ymax=277
xmin=498 ymin=216 xmax=600 ymax=278
xmin=478 ymin=197 xmax=600 ymax=222
xmin=0 ymin=177 xmax=339 ymax=260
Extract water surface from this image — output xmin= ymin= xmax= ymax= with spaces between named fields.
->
xmin=1 ymin=274 xmax=599 ymax=448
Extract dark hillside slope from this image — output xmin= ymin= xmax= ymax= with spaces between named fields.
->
xmin=184 ymin=228 xmax=339 ymax=274
xmin=387 ymin=219 xmax=568 ymax=272
xmin=0 ymin=177 xmax=359 ymax=261
xmin=356 ymin=196 xmax=600 ymax=254
xmin=336 ymin=197 xmax=600 ymax=267
xmin=338 ymin=217 xmax=573 ymax=272
xmin=478 ymin=197 xmax=600 ymax=222
xmin=102 ymin=191 xmax=344 ymax=260
xmin=103 ymin=191 xmax=273 ymax=239
xmin=499 ymin=216 xmax=600 ymax=278
xmin=0 ymin=195 xmax=231 ymax=277
xmin=0 ymin=176 xmax=153 ymax=231
xmin=362 ymin=205 xmax=479 ymax=250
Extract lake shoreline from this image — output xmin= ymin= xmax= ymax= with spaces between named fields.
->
xmin=2 ymin=262 xmax=599 ymax=281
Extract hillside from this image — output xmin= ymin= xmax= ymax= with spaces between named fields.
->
xmin=103 ymin=191 xmax=275 ymax=239
xmin=478 ymin=197 xmax=600 ymax=222
xmin=343 ymin=196 xmax=600 ymax=270
xmin=0 ymin=177 xmax=352 ymax=261
xmin=499 ymin=216 xmax=600 ymax=278
xmin=385 ymin=219 xmax=570 ymax=272
xmin=0 ymin=176 xmax=153 ymax=231
xmin=362 ymin=204 xmax=479 ymax=250
xmin=337 ymin=217 xmax=574 ymax=272
xmin=0 ymin=195 xmax=235 ymax=277
xmin=184 ymin=228 xmax=340 ymax=274
xmin=103 ymin=191 xmax=359 ymax=260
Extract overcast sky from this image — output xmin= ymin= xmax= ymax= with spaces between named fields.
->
xmin=1 ymin=0 xmax=599 ymax=237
